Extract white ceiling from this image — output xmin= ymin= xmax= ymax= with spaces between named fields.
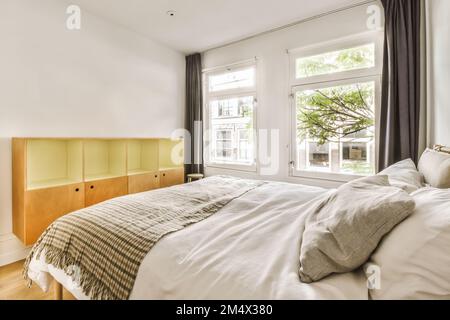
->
xmin=75 ymin=0 xmax=363 ymax=54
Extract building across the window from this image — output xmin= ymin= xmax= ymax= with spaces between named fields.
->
xmin=204 ymin=62 xmax=256 ymax=170
xmin=290 ymin=32 xmax=383 ymax=179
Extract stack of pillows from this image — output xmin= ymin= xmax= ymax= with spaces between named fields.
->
xmin=297 ymin=148 xmax=450 ymax=299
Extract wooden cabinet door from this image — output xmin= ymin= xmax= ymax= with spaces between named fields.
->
xmin=128 ymin=172 xmax=160 ymax=194
xmin=25 ymin=183 xmax=85 ymax=245
xmin=160 ymin=168 xmax=184 ymax=188
xmin=85 ymin=176 xmax=128 ymax=207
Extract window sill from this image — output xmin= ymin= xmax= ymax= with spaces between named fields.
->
xmin=291 ymin=170 xmax=370 ymax=183
xmin=205 ymin=163 xmax=257 ymax=173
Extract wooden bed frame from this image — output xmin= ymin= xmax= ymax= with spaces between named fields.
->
xmin=54 ymin=281 xmax=63 ymax=300
xmin=53 ymin=278 xmax=76 ymax=300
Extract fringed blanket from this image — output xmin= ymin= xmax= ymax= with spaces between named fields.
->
xmin=24 ymin=176 xmax=264 ymax=300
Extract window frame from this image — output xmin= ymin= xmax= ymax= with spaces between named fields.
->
xmin=290 ymin=76 xmax=381 ymax=182
xmin=204 ymin=61 xmax=258 ymax=172
xmin=237 ymin=128 xmax=252 ymax=162
xmin=214 ymin=128 xmax=234 ymax=161
xmin=289 ymin=32 xmax=383 ymax=87
xmin=289 ymin=32 xmax=383 ymax=182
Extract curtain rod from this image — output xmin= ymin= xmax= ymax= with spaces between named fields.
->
xmin=202 ymin=57 xmax=257 ymax=73
xmin=202 ymin=0 xmax=377 ymax=53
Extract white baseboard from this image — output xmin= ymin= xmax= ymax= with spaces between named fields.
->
xmin=0 ymin=233 xmax=30 ymax=266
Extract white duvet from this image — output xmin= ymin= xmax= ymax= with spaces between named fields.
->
xmin=28 ymin=181 xmax=368 ymax=300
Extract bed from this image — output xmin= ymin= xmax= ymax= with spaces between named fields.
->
xmin=27 ymin=179 xmax=367 ymax=300
xmin=25 ymin=146 xmax=450 ymax=300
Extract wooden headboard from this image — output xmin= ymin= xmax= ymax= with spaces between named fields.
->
xmin=433 ymin=145 xmax=450 ymax=154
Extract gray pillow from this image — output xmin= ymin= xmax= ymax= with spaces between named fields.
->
xmin=418 ymin=148 xmax=450 ymax=188
xmin=378 ymin=159 xmax=424 ymax=193
xmin=298 ymin=175 xmax=415 ymax=283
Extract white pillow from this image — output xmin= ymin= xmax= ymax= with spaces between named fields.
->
xmin=418 ymin=148 xmax=450 ymax=188
xmin=378 ymin=159 xmax=424 ymax=193
xmin=365 ymin=187 xmax=450 ymax=300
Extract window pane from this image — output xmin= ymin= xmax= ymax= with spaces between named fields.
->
xmin=238 ymin=129 xmax=251 ymax=161
xmin=308 ymin=142 xmax=330 ymax=169
xmin=216 ymin=130 xmax=232 ymax=140
xmin=209 ymin=96 xmax=254 ymax=165
xmin=209 ymin=67 xmax=255 ymax=92
xmin=296 ymin=44 xmax=375 ymax=79
xmin=341 ymin=141 xmax=374 ymax=175
xmin=216 ymin=141 xmax=232 ymax=150
xmin=214 ymin=129 xmax=233 ymax=161
xmin=216 ymin=149 xmax=233 ymax=159
xmin=295 ymin=81 xmax=375 ymax=175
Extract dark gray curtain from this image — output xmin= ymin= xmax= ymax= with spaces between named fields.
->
xmin=185 ymin=53 xmax=204 ymax=176
xmin=378 ymin=0 xmax=421 ymax=171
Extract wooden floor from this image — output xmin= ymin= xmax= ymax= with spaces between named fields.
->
xmin=0 ymin=260 xmax=74 ymax=300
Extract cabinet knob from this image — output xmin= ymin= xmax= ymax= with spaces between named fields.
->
xmin=75 ymin=188 xmax=80 ymax=192
xmin=163 ymin=173 xmax=166 ymax=177
xmin=154 ymin=175 xmax=158 ymax=178
xmin=90 ymin=185 xmax=94 ymax=189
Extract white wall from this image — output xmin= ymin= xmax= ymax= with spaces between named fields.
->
xmin=426 ymin=0 xmax=450 ymax=147
xmin=0 ymin=0 xmax=185 ymax=265
xmin=203 ymin=2 xmax=378 ymax=188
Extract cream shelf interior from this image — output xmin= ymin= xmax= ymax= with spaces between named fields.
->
xmin=24 ymin=138 xmax=184 ymax=190
xmin=27 ymin=139 xmax=83 ymax=190
xmin=127 ymin=139 xmax=159 ymax=175
xmin=158 ymin=139 xmax=184 ymax=170
xmin=84 ymin=139 xmax=127 ymax=182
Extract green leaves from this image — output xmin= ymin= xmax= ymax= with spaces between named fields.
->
xmin=297 ymin=82 xmax=374 ymax=145
xmin=296 ymin=44 xmax=375 ymax=78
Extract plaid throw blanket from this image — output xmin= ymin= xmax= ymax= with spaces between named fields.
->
xmin=24 ymin=176 xmax=264 ymax=300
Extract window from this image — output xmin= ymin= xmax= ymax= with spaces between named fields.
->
xmin=296 ymin=43 xmax=375 ymax=79
xmin=215 ymin=130 xmax=233 ymax=160
xmin=204 ymin=62 xmax=257 ymax=170
xmin=290 ymin=33 xmax=382 ymax=180
xmin=209 ymin=68 xmax=255 ymax=92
